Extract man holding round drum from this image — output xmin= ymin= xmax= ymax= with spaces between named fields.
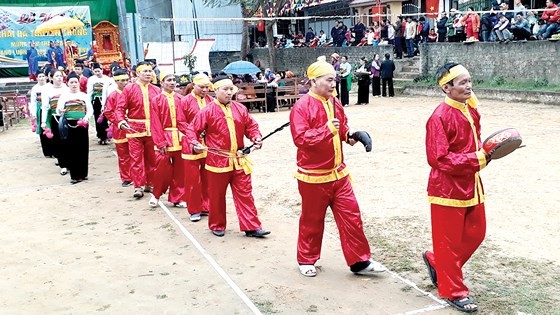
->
xmin=423 ymin=63 xmax=490 ymax=313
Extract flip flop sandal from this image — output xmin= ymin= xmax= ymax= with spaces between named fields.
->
xmin=298 ymin=264 xmax=317 ymax=277
xmin=446 ymin=297 xmax=478 ymax=313
xmin=422 ymin=251 xmax=438 ymax=287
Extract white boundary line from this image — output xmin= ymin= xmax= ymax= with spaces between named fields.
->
xmin=158 ymin=202 xmax=263 ymax=315
xmin=322 ymin=217 xmax=448 ymax=314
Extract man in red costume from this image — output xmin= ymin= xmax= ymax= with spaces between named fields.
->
xmin=116 ymin=61 xmax=160 ymax=198
xmin=149 ymin=73 xmax=186 ymax=208
xmin=103 ymin=68 xmax=132 ymax=187
xmin=289 ymin=61 xmax=386 ymax=278
xmin=187 ymin=74 xmax=270 ymax=238
xmin=422 ymin=63 xmax=489 ymax=313
xmin=178 ymin=73 xmax=213 ymax=222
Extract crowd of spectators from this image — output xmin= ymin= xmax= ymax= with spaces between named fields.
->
xmin=254 ymin=0 xmax=559 ymax=57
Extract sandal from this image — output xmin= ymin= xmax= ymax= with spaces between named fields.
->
xmin=446 ymin=296 xmax=478 ymax=313
xmin=148 ymin=195 xmax=158 ymax=208
xmin=133 ymin=188 xmax=144 ymax=199
xmin=60 ymin=168 xmax=68 ymax=176
xmin=422 ymin=251 xmax=438 ymax=287
xmin=298 ymin=264 xmax=317 ymax=277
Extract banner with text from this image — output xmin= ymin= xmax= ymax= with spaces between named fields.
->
xmin=0 ymin=6 xmax=92 ymax=68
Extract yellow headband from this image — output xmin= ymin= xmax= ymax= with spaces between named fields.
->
xmin=213 ymin=79 xmax=238 ymax=94
xmin=113 ymin=74 xmax=129 ymax=81
xmin=159 ymin=72 xmax=174 ymax=82
xmin=136 ymin=64 xmax=152 ymax=72
xmin=307 ymin=61 xmax=336 ymax=80
xmin=193 ymin=74 xmax=211 ymax=86
xmin=438 ymin=64 xmax=468 ymax=86
xmin=439 ymin=64 xmax=479 ymax=108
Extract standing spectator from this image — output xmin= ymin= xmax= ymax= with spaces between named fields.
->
xmin=355 ymin=57 xmax=370 ymax=105
xmin=381 ymin=20 xmax=389 ymax=42
xmin=352 ymin=20 xmax=366 ymax=46
xmin=405 ymin=17 xmax=417 ymax=58
xmin=380 ymin=53 xmax=395 ymax=97
xmin=53 ymin=41 xmax=66 ymax=68
xmin=373 ymin=21 xmax=382 ymax=44
xmin=494 ymin=14 xmax=513 ymax=43
xmin=511 ymin=12 xmax=532 ymax=40
xmin=437 ymin=12 xmax=449 ymax=42
xmin=394 ymin=16 xmax=404 ymax=59
xmin=461 ymin=7 xmax=481 ymax=41
xmin=536 ymin=0 xmax=558 ymax=40
xmin=447 ymin=9 xmax=463 ymax=42
xmin=387 ymin=20 xmax=395 ymax=45
xmin=46 ymin=41 xmax=56 ymax=68
xmin=305 ymin=27 xmax=315 ymax=44
xmin=481 ymin=8 xmax=495 ymax=42
xmin=370 ymin=54 xmax=381 ymax=97
xmin=419 ymin=17 xmax=430 ymax=43
xmin=26 ymin=41 xmax=39 ymax=81
xmin=339 ymin=56 xmax=352 ymax=107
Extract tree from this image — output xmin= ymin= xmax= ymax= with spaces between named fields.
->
xmin=202 ymin=0 xmax=292 ymax=71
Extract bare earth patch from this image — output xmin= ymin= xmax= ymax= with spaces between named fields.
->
xmin=0 ymin=94 xmax=558 ymax=314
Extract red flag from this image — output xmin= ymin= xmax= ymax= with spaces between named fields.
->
xmin=426 ymin=0 xmax=439 ymax=18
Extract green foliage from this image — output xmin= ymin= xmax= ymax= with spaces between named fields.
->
xmin=182 ymin=53 xmax=197 ymax=72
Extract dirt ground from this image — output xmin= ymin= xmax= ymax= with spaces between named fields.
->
xmin=1 ymin=93 xmax=559 ymax=315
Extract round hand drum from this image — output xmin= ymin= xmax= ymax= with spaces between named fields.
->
xmin=482 ymin=128 xmax=522 ymax=159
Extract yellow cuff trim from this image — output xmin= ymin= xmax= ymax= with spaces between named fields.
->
xmin=113 ymin=138 xmax=128 ymax=144
xmin=476 ymin=151 xmax=487 ymax=171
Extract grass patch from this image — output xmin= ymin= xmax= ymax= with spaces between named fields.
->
xmin=403 ymin=75 xmax=560 ymax=92
xmin=255 ymin=300 xmax=279 ymax=314
xmin=364 ymin=216 xmax=560 ymax=314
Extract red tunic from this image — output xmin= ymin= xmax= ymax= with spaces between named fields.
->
xmin=150 ymin=91 xmax=183 ymax=152
xmin=178 ymin=92 xmax=214 ymax=160
xmin=189 ymin=100 xmax=262 ymax=174
xmin=426 ymin=96 xmax=488 ymax=207
xmin=115 ymin=81 xmax=161 ymax=138
xmin=104 ymin=89 xmax=127 ymax=144
xmin=290 ymin=92 xmax=350 ymax=183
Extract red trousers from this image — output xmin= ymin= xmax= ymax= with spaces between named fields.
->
xmin=206 ymin=169 xmax=262 ymax=231
xmin=128 ymin=136 xmax=156 ymax=189
xmin=426 ymin=203 xmax=486 ymax=299
xmin=183 ymin=158 xmax=209 ymax=215
xmin=115 ymin=142 xmax=131 ymax=182
xmin=296 ymin=176 xmax=371 ymax=266
xmin=152 ymin=150 xmax=185 ymax=202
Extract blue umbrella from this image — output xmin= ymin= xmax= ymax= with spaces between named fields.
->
xmin=222 ymin=61 xmax=261 ymax=75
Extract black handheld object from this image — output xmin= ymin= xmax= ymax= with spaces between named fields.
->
xmin=241 ymin=122 xmax=290 ymax=154
xmin=351 ymin=131 xmax=372 ymax=152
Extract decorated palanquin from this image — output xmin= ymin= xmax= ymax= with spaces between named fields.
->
xmin=92 ymin=21 xmax=124 ymax=72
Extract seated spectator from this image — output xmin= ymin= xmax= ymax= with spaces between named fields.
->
xmin=318 ymin=30 xmax=327 ymax=46
xmin=256 ymin=72 xmax=268 ymax=84
xmin=511 ymin=12 xmax=532 ymax=40
xmin=305 ymin=27 xmax=315 ymax=44
xmin=428 ymin=29 xmax=438 ymax=42
xmin=536 ymin=0 xmax=559 ymax=39
xmin=367 ymin=27 xmax=375 ymax=45
xmin=500 ymin=2 xmax=515 ymax=21
xmin=494 ymin=14 xmax=513 ymax=43
xmin=527 ymin=11 xmax=539 ymax=35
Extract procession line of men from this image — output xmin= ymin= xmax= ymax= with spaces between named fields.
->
xmin=29 ymin=58 xmax=491 ymax=313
